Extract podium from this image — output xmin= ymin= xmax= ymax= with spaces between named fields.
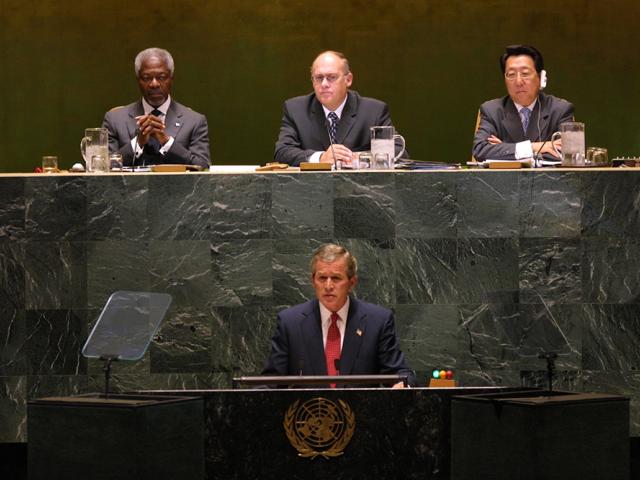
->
xmin=451 ymin=390 xmax=630 ymax=480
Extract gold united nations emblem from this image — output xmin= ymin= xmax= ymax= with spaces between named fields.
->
xmin=283 ymin=397 xmax=356 ymax=459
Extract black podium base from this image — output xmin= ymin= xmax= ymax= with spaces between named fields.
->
xmin=451 ymin=390 xmax=630 ymax=480
xmin=27 ymin=394 xmax=204 ymax=480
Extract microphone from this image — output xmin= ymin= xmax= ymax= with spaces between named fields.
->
xmin=324 ymin=119 xmax=338 ymax=166
xmin=334 ymin=358 xmax=340 ymax=375
xmin=298 ymin=359 xmax=304 ymax=376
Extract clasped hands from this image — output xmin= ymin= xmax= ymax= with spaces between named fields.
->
xmin=135 ymin=113 xmax=170 ymax=147
xmin=487 ymin=135 xmax=562 ymax=158
xmin=320 ymin=144 xmax=358 ymax=166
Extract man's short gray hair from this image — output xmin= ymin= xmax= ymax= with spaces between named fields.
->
xmin=134 ymin=48 xmax=175 ymax=76
xmin=310 ymin=243 xmax=357 ymax=279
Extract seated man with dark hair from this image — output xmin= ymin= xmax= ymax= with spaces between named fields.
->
xmin=472 ymin=44 xmax=574 ymax=163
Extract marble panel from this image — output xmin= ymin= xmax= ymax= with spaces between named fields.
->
xmin=271 ymin=173 xmax=333 ymax=238
xmin=519 ymin=237 xmax=582 ymax=304
xmin=25 ymin=176 xmax=87 ymax=241
xmin=0 ymin=240 xmax=25 ymax=310
xmin=211 ymin=174 xmax=272 ymax=238
xmin=340 ymin=239 xmax=396 ymax=306
xmin=394 ymin=304 xmax=460 ymax=373
xmin=583 ymin=303 xmax=640 ymax=371
xmin=150 ymin=307 xmax=212 ymax=373
xmin=457 ymin=171 xmax=519 ymax=238
xmin=395 ymin=238 xmax=458 ymax=305
xmin=24 ymin=241 xmax=87 ymax=310
xmin=581 ymin=171 xmax=640 ymax=237
xmin=148 ymin=174 xmax=211 ymax=240
xmin=210 ymin=305 xmax=277 ymax=377
xmin=457 ymin=303 xmax=522 ymax=371
xmin=582 ymin=236 xmax=640 ymax=303
xmin=0 ymin=376 xmax=26 ymax=442
xmin=395 ymin=171 xmax=458 ymax=239
xmin=333 ymin=173 xmax=395 ymax=240
xmin=0 ymin=177 xmax=25 ymax=241
xmin=518 ymin=171 xmax=582 ymax=238
xmin=24 ymin=310 xmax=87 ymax=375
xmin=148 ymin=240 xmax=218 ymax=309
xmin=457 ymin=237 xmax=519 ymax=304
xmin=86 ymin=240 xmax=151 ymax=309
xmin=0 ymin=308 xmax=26 ymax=376
xmin=211 ymin=239 xmax=273 ymax=306
xmin=85 ymin=174 xmax=149 ymax=241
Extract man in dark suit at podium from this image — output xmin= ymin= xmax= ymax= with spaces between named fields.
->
xmin=262 ymin=244 xmax=415 ymax=388
xmin=472 ymin=44 xmax=574 ymax=163
xmin=102 ymin=47 xmax=211 ymax=168
xmin=274 ymin=50 xmax=406 ymax=167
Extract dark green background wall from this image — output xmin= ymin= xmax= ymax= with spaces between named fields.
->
xmin=1 ymin=0 xmax=639 ymax=171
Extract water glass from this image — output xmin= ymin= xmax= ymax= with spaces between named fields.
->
xmin=359 ymin=153 xmax=372 ymax=169
xmin=373 ymin=152 xmax=390 ymax=169
xmin=109 ymin=153 xmax=123 ymax=170
xmin=92 ymin=154 xmax=110 ymax=173
xmin=42 ymin=156 xmax=58 ymax=174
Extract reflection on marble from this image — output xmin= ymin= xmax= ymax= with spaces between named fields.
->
xmin=3 ymin=170 xmax=640 ymax=441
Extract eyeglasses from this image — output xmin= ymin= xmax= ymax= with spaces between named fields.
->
xmin=311 ymin=73 xmax=346 ymax=84
xmin=505 ymin=70 xmax=535 ymax=81
xmin=139 ymin=74 xmax=171 ymax=84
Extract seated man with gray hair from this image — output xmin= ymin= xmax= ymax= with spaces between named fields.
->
xmin=102 ymin=47 xmax=211 ymax=168
xmin=262 ymin=243 xmax=415 ymax=388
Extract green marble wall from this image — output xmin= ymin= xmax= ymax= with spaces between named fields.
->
xmin=2 ymin=169 xmax=640 ymax=444
xmin=1 ymin=0 xmax=640 ymax=171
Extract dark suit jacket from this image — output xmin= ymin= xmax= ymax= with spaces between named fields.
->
xmin=262 ymin=297 xmax=416 ymax=386
xmin=472 ymin=92 xmax=574 ymax=162
xmin=102 ymin=99 xmax=211 ymax=168
xmin=274 ymin=90 xmax=407 ymax=166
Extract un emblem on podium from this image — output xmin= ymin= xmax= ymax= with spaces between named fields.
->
xmin=284 ymin=397 xmax=356 ymax=459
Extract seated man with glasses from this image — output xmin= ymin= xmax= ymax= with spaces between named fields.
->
xmin=472 ymin=44 xmax=574 ymax=163
xmin=102 ymin=47 xmax=211 ymax=168
xmin=274 ymin=50 xmax=406 ymax=167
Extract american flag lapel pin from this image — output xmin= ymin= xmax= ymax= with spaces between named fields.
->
xmin=356 ymin=328 xmax=363 ymax=337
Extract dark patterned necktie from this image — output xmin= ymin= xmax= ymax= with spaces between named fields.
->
xmin=520 ymin=107 xmax=531 ymax=133
xmin=325 ymin=312 xmax=341 ymax=388
xmin=145 ymin=109 xmax=163 ymax=154
xmin=328 ymin=112 xmax=338 ymax=144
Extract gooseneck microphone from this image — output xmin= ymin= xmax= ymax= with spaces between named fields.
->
xmin=334 ymin=358 xmax=340 ymax=375
xmin=298 ymin=359 xmax=304 ymax=376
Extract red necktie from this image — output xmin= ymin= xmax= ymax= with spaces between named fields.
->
xmin=325 ymin=312 xmax=341 ymax=387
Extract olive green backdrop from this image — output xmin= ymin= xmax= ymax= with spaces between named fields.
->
xmin=1 ymin=0 xmax=639 ymax=171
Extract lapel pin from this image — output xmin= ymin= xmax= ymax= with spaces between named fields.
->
xmin=175 ymin=122 xmax=181 ymax=127
xmin=356 ymin=328 xmax=363 ymax=337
